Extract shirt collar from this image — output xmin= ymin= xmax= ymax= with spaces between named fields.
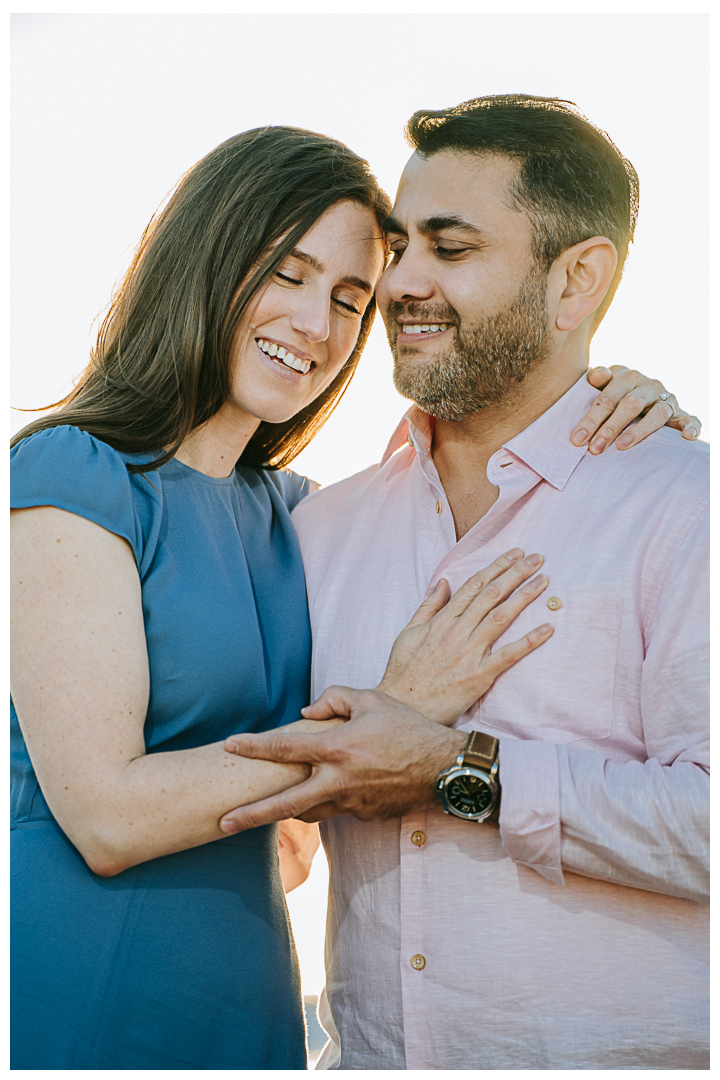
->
xmin=380 ymin=374 xmax=598 ymax=490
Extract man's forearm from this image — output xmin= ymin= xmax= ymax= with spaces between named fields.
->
xmin=558 ymin=748 xmax=709 ymax=903
xmin=498 ymin=738 xmax=709 ymax=904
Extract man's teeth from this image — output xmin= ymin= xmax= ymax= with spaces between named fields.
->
xmin=257 ymin=339 xmax=312 ymax=374
xmin=403 ymin=323 xmax=450 ymax=335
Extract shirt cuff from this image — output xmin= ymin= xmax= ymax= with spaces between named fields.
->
xmin=498 ymin=738 xmax=564 ymax=886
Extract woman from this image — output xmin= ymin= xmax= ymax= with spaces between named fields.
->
xmin=10 ymin=126 xmax=697 ymax=1070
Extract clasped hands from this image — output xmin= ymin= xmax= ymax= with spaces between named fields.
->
xmin=219 ymin=548 xmax=550 ymax=833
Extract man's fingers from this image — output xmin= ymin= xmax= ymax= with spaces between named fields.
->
xmin=403 ymin=578 xmax=450 ymax=629
xmin=225 ymin=730 xmax=330 ymax=764
xmin=220 ymin=774 xmax=333 ymax=833
xmin=444 ymin=548 xmax=525 ymax=617
xmin=300 ymin=684 xmax=369 ymax=722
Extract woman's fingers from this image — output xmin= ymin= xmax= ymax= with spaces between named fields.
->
xmin=481 ymin=621 xmax=555 ymax=679
xmin=401 ymin=578 xmax=451 ymax=630
xmin=614 ymin=395 xmax=682 ymax=450
xmin=455 ymin=552 xmax=545 ymax=629
xmin=443 ymin=548 xmax=525 ymax=617
xmin=679 ymin=415 xmax=702 ymax=440
xmin=467 ymin=571 xmax=549 ymax=644
xmin=572 ymin=368 xmax=661 ymax=450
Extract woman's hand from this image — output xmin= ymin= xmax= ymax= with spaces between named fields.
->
xmin=572 ymin=365 xmax=701 ymax=454
xmin=375 ymin=548 xmax=553 ymax=727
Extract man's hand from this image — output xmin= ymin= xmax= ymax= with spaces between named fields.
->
xmin=219 ymin=688 xmax=466 ymax=834
xmin=572 ymin=365 xmax=701 ymax=453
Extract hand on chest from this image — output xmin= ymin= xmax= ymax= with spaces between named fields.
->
xmin=443 ymin=562 xmax=625 ymax=745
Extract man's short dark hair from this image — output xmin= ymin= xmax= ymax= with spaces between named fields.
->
xmin=405 ymin=94 xmax=639 ymax=277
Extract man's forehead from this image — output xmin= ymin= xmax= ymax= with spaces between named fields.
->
xmin=390 ymin=150 xmax=521 ymax=225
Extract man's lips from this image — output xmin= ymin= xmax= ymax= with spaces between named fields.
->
xmin=396 ymin=321 xmax=453 ymax=342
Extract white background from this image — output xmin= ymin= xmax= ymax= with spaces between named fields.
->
xmin=11 ymin=12 xmax=710 ymax=1001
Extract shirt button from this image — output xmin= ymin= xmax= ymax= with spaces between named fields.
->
xmin=547 ymin=596 xmax=562 ymax=611
xmin=411 ymin=954 xmax=426 ymax=970
xmin=411 ymin=830 xmax=426 ymax=847
xmin=435 ymin=500 xmax=442 ymax=514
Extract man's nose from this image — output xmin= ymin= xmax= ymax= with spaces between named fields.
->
xmin=290 ymin=291 xmax=331 ymax=342
xmin=380 ymin=250 xmax=436 ymax=305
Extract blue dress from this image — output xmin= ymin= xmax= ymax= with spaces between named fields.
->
xmin=11 ymin=425 xmax=312 ymax=1069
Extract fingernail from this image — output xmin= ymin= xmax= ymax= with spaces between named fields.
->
xmin=534 ymin=574 xmax=548 ymax=587
xmin=616 ymin=433 xmax=632 ymax=449
xmin=225 ymin=740 xmax=239 ymax=753
xmin=527 ymin=552 xmax=543 ymax=566
xmin=505 ymin=547 xmax=523 ymax=561
xmin=220 ymin=820 xmax=238 ymax=833
xmin=539 ymin=623 xmax=553 ymax=634
xmin=687 ymin=427 xmax=698 ymax=439
xmin=590 ymin=438 xmax=606 ymax=454
xmin=571 ymin=429 xmax=588 ymax=446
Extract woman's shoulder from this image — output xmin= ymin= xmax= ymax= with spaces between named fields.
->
xmin=11 ymin=425 xmax=163 ymax=569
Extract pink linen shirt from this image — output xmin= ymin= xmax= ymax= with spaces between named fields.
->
xmin=291 ymin=374 xmax=709 ymax=1071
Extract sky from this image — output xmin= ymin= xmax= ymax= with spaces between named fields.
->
xmin=10 ymin=12 xmax=711 ymax=1002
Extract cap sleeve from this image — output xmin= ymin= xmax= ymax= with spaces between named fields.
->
xmin=265 ymin=467 xmax=312 ymax=513
xmin=11 ymin=425 xmax=147 ymax=566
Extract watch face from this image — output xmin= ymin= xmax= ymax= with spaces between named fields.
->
xmin=446 ymin=769 xmax=494 ymax=817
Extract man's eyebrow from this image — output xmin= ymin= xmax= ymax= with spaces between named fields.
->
xmin=419 ymin=215 xmax=484 ymax=237
xmin=290 ymin=248 xmax=373 ymax=294
xmin=382 ymin=214 xmax=484 ymax=237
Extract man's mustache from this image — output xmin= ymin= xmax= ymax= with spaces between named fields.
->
xmin=385 ymin=300 xmax=459 ymax=329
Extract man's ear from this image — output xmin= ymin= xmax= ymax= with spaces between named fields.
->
xmin=552 ymin=237 xmax=618 ymax=332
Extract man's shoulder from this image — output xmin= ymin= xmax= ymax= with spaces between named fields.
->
xmin=291 ymin=449 xmax=414 ymax=532
xmin=589 ymin=427 xmax=708 ymax=491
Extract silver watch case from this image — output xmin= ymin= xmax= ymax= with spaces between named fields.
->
xmin=435 ymin=762 xmax=498 ymax=822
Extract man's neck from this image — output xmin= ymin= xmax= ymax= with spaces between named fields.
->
xmin=431 ymin=349 xmax=588 ymax=539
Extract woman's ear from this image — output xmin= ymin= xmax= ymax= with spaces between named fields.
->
xmin=552 ymin=237 xmax=618 ymax=332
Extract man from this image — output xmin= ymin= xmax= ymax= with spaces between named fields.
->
xmin=221 ymin=96 xmax=709 ymax=1069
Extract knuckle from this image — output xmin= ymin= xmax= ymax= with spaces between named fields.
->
xmin=487 ymin=606 xmax=508 ymax=627
xmin=498 ymin=642 xmax=519 ymax=664
xmin=483 ymin=581 xmax=502 ymax=601
xmin=594 ymin=392 xmax=618 ymax=411
xmin=622 ymin=394 xmax=642 ymax=413
xmin=625 ymin=369 xmax=641 ymax=384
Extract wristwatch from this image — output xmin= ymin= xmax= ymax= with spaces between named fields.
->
xmin=435 ymin=730 xmax=500 ymax=823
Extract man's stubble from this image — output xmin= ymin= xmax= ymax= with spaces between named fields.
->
xmin=388 ymin=262 xmax=551 ymax=422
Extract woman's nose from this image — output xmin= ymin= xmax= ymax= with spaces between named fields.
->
xmin=290 ymin=292 xmax=331 ymax=342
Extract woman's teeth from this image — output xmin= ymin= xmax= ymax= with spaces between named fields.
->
xmin=402 ymin=323 xmax=450 ymax=335
xmin=257 ymin=338 xmax=312 ymax=374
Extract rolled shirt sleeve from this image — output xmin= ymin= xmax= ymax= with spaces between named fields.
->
xmin=498 ymin=505 xmax=709 ymax=904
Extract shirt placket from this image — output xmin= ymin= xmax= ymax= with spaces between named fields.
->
xmin=398 ymin=444 xmax=541 ymax=1068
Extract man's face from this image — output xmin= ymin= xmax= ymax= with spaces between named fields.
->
xmin=377 ymin=151 xmax=551 ymax=420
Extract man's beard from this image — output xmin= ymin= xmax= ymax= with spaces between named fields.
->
xmin=388 ymin=263 xmax=551 ymax=422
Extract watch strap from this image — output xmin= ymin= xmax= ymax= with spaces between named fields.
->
xmin=462 ymin=730 xmax=499 ymax=773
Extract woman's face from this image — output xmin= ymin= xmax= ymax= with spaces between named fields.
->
xmin=226 ymin=200 xmax=385 ymax=427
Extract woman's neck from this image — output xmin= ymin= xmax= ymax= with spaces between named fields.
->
xmin=173 ymin=403 xmax=260 ymax=478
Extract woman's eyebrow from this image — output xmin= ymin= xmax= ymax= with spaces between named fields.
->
xmin=290 ymin=247 xmax=372 ymax=294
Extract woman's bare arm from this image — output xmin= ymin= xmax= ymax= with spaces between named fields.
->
xmin=11 ymin=505 xmax=339 ymax=877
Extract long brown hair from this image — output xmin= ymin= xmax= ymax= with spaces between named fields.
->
xmin=12 ymin=127 xmax=391 ymax=472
